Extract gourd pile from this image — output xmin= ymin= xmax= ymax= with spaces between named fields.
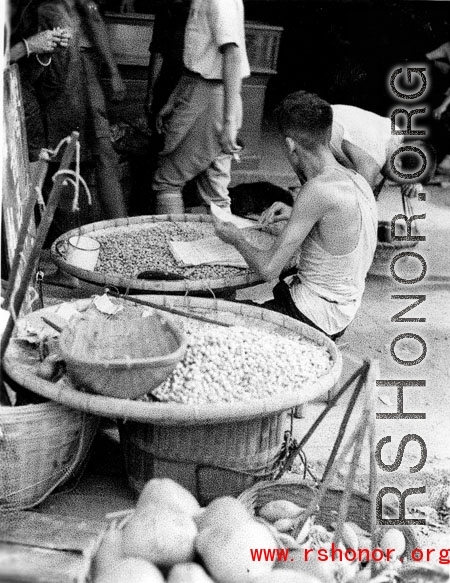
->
xmin=92 ymin=478 xmax=434 ymax=583
xmin=93 ymin=478 xmax=277 ymax=583
xmin=152 ymin=323 xmax=332 ymax=404
xmin=94 ymin=222 xmax=274 ymax=280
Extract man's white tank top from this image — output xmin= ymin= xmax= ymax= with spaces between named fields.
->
xmin=289 ymin=166 xmax=377 ymax=336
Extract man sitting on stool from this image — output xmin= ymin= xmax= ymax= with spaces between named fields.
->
xmin=214 ymin=91 xmax=378 ymax=341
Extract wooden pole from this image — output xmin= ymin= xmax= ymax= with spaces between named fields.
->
xmin=3 ymin=152 xmax=50 ymax=307
xmin=106 ymin=290 xmax=233 ymax=328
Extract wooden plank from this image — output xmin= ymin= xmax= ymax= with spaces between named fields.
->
xmin=0 ymin=543 xmax=88 ymax=583
xmin=0 ymin=512 xmax=105 ymax=554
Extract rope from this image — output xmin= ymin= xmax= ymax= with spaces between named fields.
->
xmin=51 ymin=169 xmax=92 ymax=211
xmin=42 ymin=136 xmax=71 ymax=159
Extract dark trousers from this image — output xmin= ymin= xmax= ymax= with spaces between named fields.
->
xmin=262 ymin=279 xmax=346 ymax=342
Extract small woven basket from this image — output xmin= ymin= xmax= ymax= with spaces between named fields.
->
xmin=59 ymin=311 xmax=187 ymax=399
xmin=238 ymin=478 xmax=418 ymax=555
xmin=0 ymin=401 xmax=98 ymax=511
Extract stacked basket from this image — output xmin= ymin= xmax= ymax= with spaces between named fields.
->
xmin=0 ymin=401 xmax=98 ymax=510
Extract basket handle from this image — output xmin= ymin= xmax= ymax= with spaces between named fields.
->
xmin=55 ymin=239 xmax=68 ymax=258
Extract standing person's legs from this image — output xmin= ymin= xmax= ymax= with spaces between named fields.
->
xmin=93 ymin=137 xmax=127 ymax=219
xmin=152 ymin=78 xmax=238 ymax=213
xmin=196 ymin=153 xmax=232 ymax=209
xmin=83 ymin=52 xmax=127 ymax=219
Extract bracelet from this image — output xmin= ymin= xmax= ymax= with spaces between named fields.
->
xmin=23 ymin=38 xmax=31 ymax=58
xmin=36 ymin=54 xmax=52 ymax=67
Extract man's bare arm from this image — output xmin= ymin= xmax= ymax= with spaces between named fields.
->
xmin=215 ymin=185 xmax=328 ymax=281
xmin=221 ymin=43 xmax=241 ymax=154
xmin=341 ymin=140 xmax=381 ymax=188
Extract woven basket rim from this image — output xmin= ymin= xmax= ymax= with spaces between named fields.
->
xmin=4 ymin=295 xmax=343 ymax=424
xmin=50 ymin=215 xmax=262 ymax=292
xmin=58 ymin=314 xmax=187 ymax=368
xmin=238 ymin=476 xmax=365 ymax=504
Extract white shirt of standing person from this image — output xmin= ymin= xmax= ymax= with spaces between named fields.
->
xmin=183 ymin=0 xmax=251 ymax=80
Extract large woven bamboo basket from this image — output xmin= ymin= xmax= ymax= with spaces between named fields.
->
xmin=3 ymin=295 xmax=342 ymax=424
xmin=59 ymin=311 xmax=187 ymax=399
xmin=50 ymin=215 xmax=267 ymax=294
xmin=119 ymin=412 xmax=288 ymax=505
xmin=238 ymin=477 xmax=418 ymax=555
xmin=0 ymin=401 xmax=98 ymax=511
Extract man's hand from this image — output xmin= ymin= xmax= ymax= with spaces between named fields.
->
xmin=27 ymin=29 xmax=67 ymax=54
xmin=259 ymin=202 xmax=293 ymax=227
xmin=214 ymin=218 xmax=240 ymax=245
xmin=110 ymin=74 xmax=126 ymax=102
xmin=220 ymin=120 xmax=239 ymax=154
xmin=433 ymin=104 xmax=448 ymax=120
xmin=56 ymin=27 xmax=71 ymax=48
xmin=156 ymin=101 xmax=174 ymax=134
xmin=400 ymin=183 xmax=424 ymax=199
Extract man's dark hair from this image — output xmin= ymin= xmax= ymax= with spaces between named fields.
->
xmin=275 ymin=91 xmax=333 ymax=146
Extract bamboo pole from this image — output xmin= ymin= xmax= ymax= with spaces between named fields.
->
xmin=3 ymin=152 xmax=50 ymax=307
xmin=1 ymin=132 xmax=79 ymax=362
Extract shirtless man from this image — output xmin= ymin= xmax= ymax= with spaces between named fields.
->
xmin=214 ymin=91 xmax=378 ymax=340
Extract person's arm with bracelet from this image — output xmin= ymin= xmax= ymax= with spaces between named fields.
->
xmin=9 ymin=29 xmax=68 ymax=64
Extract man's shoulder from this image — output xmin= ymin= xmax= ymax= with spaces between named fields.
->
xmin=301 ymin=166 xmax=372 ymax=206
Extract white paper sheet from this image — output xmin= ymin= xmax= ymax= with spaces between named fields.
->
xmin=169 ymin=236 xmax=248 ymax=268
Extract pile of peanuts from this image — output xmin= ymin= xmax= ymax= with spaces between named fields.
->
xmin=152 ymin=322 xmax=332 ymax=404
xmin=94 ymin=222 xmax=275 ymax=280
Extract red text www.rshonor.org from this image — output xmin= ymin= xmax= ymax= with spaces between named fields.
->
xmin=250 ymin=546 xmax=450 ymax=564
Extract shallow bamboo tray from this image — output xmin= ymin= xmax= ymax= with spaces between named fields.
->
xmin=3 ymin=295 xmax=342 ymax=425
xmin=50 ymin=215 xmax=265 ymax=293
xmin=238 ymin=477 xmax=418 ymax=555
